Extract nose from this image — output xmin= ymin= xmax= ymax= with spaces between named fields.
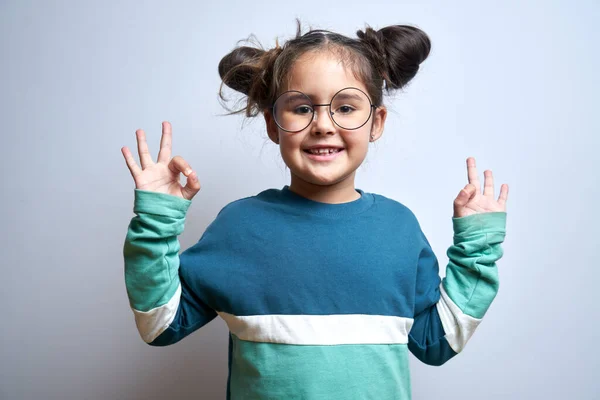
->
xmin=310 ymin=106 xmax=336 ymax=136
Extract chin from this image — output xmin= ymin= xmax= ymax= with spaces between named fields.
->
xmin=300 ymin=171 xmax=355 ymax=187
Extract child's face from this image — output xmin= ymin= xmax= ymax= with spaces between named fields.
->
xmin=265 ymin=51 xmax=387 ymax=192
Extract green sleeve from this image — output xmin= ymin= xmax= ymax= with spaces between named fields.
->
xmin=123 ymin=189 xmax=192 ymax=312
xmin=443 ymin=211 xmax=507 ymax=318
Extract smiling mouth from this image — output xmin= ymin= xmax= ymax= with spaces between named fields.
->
xmin=304 ymin=148 xmax=344 ymax=155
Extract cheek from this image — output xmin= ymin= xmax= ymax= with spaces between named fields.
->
xmin=352 ymin=142 xmax=370 ymax=162
xmin=343 ymin=132 xmax=370 ymax=152
xmin=278 ymin=136 xmax=303 ymax=162
xmin=279 ymin=136 xmax=298 ymax=150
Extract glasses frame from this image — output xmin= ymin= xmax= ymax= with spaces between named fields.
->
xmin=269 ymin=86 xmax=378 ymax=133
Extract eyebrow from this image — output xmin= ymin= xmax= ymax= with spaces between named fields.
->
xmin=284 ymin=93 xmax=311 ymax=103
xmin=281 ymin=90 xmax=367 ymax=104
xmin=332 ymin=92 xmax=365 ymax=102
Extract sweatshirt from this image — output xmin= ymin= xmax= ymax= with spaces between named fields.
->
xmin=123 ymin=185 xmax=507 ymax=399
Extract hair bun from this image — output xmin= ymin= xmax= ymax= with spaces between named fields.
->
xmin=218 ymin=46 xmax=264 ymax=95
xmin=357 ymin=25 xmax=431 ymax=90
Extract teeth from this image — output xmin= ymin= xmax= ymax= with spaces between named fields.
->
xmin=308 ymin=148 xmax=340 ymax=154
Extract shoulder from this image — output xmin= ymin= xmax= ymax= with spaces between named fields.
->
xmin=367 ymin=192 xmax=430 ymax=248
xmin=211 ymin=188 xmax=283 ymax=224
xmin=368 ymin=191 xmax=421 ymax=226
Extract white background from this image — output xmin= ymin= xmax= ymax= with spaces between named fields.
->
xmin=1 ymin=0 xmax=598 ymax=398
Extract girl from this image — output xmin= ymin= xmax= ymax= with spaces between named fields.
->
xmin=121 ymin=22 xmax=509 ymax=400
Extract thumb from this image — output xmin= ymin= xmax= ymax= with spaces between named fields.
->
xmin=168 ymin=156 xmax=201 ymax=201
xmin=181 ymin=170 xmax=201 ymax=201
xmin=453 ymin=184 xmax=476 ymax=214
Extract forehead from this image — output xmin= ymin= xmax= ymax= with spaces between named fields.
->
xmin=284 ymin=50 xmax=369 ymax=99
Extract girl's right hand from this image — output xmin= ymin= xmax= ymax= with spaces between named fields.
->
xmin=121 ymin=121 xmax=201 ymax=201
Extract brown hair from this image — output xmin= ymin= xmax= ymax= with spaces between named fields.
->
xmin=218 ymin=20 xmax=431 ymax=117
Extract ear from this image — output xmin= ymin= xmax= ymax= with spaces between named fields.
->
xmin=264 ymin=109 xmax=280 ymax=144
xmin=369 ymin=106 xmax=387 ymax=142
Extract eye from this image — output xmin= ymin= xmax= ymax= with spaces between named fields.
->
xmin=294 ymin=105 xmax=313 ymax=115
xmin=336 ymin=105 xmax=355 ymax=114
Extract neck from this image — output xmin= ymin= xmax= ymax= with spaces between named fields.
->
xmin=288 ymin=173 xmax=360 ymax=204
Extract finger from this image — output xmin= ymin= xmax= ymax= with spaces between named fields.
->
xmin=453 ymin=184 xmax=476 ymax=212
xmin=168 ymin=155 xmax=193 ymax=178
xmin=169 ymin=156 xmax=200 ymax=200
xmin=181 ymin=170 xmax=201 ymax=200
xmin=121 ymin=146 xmax=142 ymax=178
xmin=483 ymin=170 xmax=494 ymax=198
xmin=466 ymin=157 xmax=481 ymax=194
xmin=497 ymin=184 xmax=509 ymax=208
xmin=157 ymin=121 xmax=172 ymax=164
xmin=136 ymin=129 xmax=154 ymax=169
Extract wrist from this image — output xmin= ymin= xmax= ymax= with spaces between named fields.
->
xmin=452 ymin=212 xmax=507 ymax=238
xmin=133 ymin=189 xmax=192 ymax=218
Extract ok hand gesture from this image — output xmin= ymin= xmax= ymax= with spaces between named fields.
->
xmin=121 ymin=121 xmax=200 ymax=201
xmin=453 ymin=157 xmax=509 ymax=218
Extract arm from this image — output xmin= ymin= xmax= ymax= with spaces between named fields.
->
xmin=408 ymin=211 xmax=507 ymax=365
xmin=123 ymin=189 xmax=217 ymax=346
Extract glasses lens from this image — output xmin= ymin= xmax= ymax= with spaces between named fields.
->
xmin=331 ymin=88 xmax=372 ymax=130
xmin=273 ymin=91 xmax=313 ymax=132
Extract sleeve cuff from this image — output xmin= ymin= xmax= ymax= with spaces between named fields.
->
xmin=133 ymin=189 xmax=192 ymax=218
xmin=452 ymin=212 xmax=506 ymax=238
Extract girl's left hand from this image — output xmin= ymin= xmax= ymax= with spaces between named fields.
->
xmin=453 ymin=157 xmax=509 ymax=218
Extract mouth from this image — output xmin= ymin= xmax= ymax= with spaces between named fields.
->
xmin=303 ymin=148 xmax=344 ymax=155
xmin=302 ymin=147 xmax=345 ymax=161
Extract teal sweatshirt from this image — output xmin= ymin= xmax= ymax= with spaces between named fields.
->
xmin=123 ymin=186 xmax=507 ymax=399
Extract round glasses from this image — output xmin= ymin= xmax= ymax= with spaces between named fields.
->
xmin=271 ymin=87 xmax=377 ymax=133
